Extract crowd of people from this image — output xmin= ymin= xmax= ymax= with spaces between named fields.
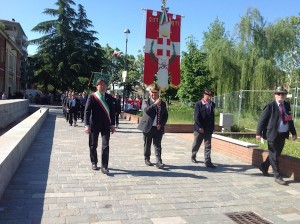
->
xmin=80 ymin=81 xmax=297 ymax=187
xmin=124 ymin=96 xmax=142 ymax=111
xmin=61 ymin=91 xmax=87 ymax=127
xmin=61 ymin=89 xmax=122 ymax=129
xmin=7 ymin=81 xmax=295 ymax=185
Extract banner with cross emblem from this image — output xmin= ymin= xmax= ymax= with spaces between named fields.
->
xmin=143 ymin=3 xmax=181 ymax=89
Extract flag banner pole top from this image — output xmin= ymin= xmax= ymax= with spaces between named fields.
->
xmin=91 ymin=72 xmax=110 ymax=86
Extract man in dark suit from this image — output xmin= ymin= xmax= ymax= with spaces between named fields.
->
xmin=256 ymin=86 xmax=297 ymax=185
xmin=67 ymin=92 xmax=80 ymax=127
xmin=84 ymin=79 xmax=116 ymax=174
xmin=191 ymin=89 xmax=216 ymax=168
xmin=137 ymin=84 xmax=168 ymax=168
xmin=114 ymin=94 xmax=122 ymax=128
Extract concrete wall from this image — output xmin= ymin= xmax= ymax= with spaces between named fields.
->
xmin=0 ymin=107 xmax=48 ymax=199
xmin=0 ymin=99 xmax=29 ymax=129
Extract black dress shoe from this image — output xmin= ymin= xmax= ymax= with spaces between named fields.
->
xmin=259 ymin=166 xmax=269 ymax=176
xmin=156 ymin=162 xmax=165 ymax=169
xmin=92 ymin=164 xmax=98 ymax=170
xmin=275 ymin=177 xmax=287 ymax=185
xmin=145 ymin=160 xmax=153 ymax=166
xmin=101 ymin=167 xmax=109 ymax=174
xmin=205 ymin=163 xmax=216 ymax=168
xmin=191 ymin=158 xmax=197 ymax=163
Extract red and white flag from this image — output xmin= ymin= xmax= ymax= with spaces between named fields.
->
xmin=112 ymin=48 xmax=122 ymax=57
xmin=144 ymin=9 xmax=181 ymax=88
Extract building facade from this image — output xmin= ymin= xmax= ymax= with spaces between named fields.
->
xmin=0 ymin=19 xmax=27 ymax=98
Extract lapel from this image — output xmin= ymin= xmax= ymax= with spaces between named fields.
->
xmin=273 ymin=100 xmax=280 ymax=123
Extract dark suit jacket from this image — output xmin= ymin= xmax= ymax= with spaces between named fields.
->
xmin=256 ymin=100 xmax=297 ymax=142
xmin=67 ymin=98 xmax=80 ymax=112
xmin=193 ymin=100 xmax=215 ymax=134
xmin=84 ymin=92 xmax=116 ymax=132
xmin=115 ymin=99 xmax=122 ymax=114
xmin=137 ymin=98 xmax=168 ymax=134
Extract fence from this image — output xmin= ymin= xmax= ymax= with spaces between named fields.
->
xmin=212 ymin=88 xmax=300 ymax=134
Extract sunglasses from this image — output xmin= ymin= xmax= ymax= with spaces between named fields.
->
xmin=276 ymin=93 xmax=286 ymax=96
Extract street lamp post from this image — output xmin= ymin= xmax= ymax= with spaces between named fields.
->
xmin=123 ymin=28 xmax=130 ymax=111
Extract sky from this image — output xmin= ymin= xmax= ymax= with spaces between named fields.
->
xmin=1 ymin=0 xmax=300 ymax=57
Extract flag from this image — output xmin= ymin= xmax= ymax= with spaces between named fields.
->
xmin=112 ymin=48 xmax=122 ymax=57
xmin=92 ymin=72 xmax=110 ymax=86
xmin=144 ymin=9 xmax=181 ymax=88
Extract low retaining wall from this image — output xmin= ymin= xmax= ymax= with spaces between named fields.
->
xmin=0 ymin=99 xmax=29 ymax=129
xmin=0 ymin=107 xmax=49 ymax=199
xmin=212 ymin=134 xmax=300 ymax=181
xmin=176 ymin=133 xmax=300 ymax=181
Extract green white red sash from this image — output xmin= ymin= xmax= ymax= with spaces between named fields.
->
xmin=92 ymin=91 xmax=111 ymax=123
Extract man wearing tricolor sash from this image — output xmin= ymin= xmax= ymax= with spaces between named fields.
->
xmin=84 ymin=79 xmax=116 ymax=174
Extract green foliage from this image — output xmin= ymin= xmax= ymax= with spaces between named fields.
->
xmin=231 ymin=125 xmax=248 ymax=132
xmin=178 ymin=36 xmax=215 ymax=105
xmin=167 ymin=104 xmax=194 ymax=124
xmin=0 ymin=21 xmax=5 ymax=31
xmin=30 ymin=0 xmax=104 ymax=92
xmin=196 ymin=7 xmax=300 ymax=101
xmin=161 ymin=84 xmax=178 ymax=105
xmin=202 ymin=18 xmax=240 ymax=95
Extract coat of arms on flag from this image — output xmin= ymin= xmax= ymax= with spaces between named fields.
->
xmin=143 ymin=3 xmax=181 ymax=89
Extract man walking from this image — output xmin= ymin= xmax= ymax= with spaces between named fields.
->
xmin=137 ymin=84 xmax=168 ymax=168
xmin=191 ymin=89 xmax=216 ymax=168
xmin=84 ymin=79 xmax=116 ymax=174
xmin=256 ymin=86 xmax=297 ymax=185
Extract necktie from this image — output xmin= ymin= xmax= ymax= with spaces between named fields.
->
xmin=157 ymin=104 xmax=161 ymax=126
xmin=279 ymin=103 xmax=287 ymax=124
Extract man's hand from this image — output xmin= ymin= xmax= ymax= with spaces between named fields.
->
xmin=199 ymin=128 xmax=204 ymax=133
xmin=110 ymin=126 xmax=116 ymax=134
xmin=85 ymin=126 xmax=91 ymax=134
xmin=155 ymin=98 xmax=161 ymax=105
xmin=292 ymin=134 xmax=297 ymax=140
xmin=256 ymin=135 xmax=261 ymax=140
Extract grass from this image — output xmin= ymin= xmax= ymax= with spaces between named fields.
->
xmin=167 ymin=105 xmax=194 ymax=124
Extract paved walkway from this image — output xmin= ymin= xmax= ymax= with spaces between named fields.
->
xmin=1 ymin=108 xmax=300 ymax=224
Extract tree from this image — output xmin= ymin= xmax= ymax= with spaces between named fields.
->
xmin=273 ymin=16 xmax=300 ymax=88
xmin=29 ymin=0 xmax=104 ymax=92
xmin=178 ymin=36 xmax=215 ymax=105
xmin=202 ymin=18 xmax=240 ymax=95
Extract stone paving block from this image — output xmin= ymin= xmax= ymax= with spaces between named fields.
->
xmin=151 ymin=216 xmax=187 ymax=224
xmin=122 ymin=220 xmax=151 ymax=224
xmin=34 ymin=217 xmax=66 ymax=224
xmin=277 ymin=213 xmax=300 ymax=221
xmin=66 ymin=215 xmax=90 ymax=224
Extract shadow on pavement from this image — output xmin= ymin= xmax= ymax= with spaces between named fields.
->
xmin=108 ymin=167 xmax=207 ymax=179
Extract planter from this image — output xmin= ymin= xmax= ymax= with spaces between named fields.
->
xmin=121 ymin=113 xmax=140 ymax=124
xmin=165 ymin=124 xmax=222 ymax=133
xmin=212 ymin=134 xmax=300 ymax=181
